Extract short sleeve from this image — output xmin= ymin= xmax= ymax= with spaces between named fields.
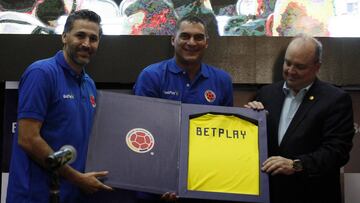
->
xmin=133 ymin=67 xmax=161 ymax=98
xmin=18 ymin=67 xmax=52 ymax=121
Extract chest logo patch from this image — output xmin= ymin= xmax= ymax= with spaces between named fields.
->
xmin=126 ymin=128 xmax=155 ymax=153
xmin=90 ymin=95 xmax=96 ymax=108
xmin=204 ymin=90 xmax=216 ymax=103
xmin=163 ymin=90 xmax=179 ymax=96
xmin=63 ymin=94 xmax=74 ymax=99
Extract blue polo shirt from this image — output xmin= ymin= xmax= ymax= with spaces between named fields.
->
xmin=7 ymin=51 xmax=97 ymax=203
xmin=134 ymin=58 xmax=233 ymax=106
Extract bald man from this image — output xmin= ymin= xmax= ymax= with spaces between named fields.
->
xmin=246 ymin=36 xmax=354 ymax=203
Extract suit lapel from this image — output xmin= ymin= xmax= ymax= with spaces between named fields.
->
xmin=280 ymin=80 xmax=321 ymax=147
xmin=271 ymin=84 xmax=286 ymax=137
xmin=265 ymin=82 xmax=286 ymax=153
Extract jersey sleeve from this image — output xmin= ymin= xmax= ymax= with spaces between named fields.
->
xmin=18 ymin=67 xmax=52 ymax=122
xmin=133 ymin=67 xmax=161 ymax=98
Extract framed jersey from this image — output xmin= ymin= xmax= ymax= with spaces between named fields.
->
xmin=86 ymin=90 xmax=269 ymax=202
xmin=179 ymin=104 xmax=269 ymax=202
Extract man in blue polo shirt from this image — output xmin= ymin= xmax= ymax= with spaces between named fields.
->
xmin=133 ymin=15 xmax=233 ymax=202
xmin=7 ymin=10 xmax=113 ymax=203
xmin=134 ymin=15 xmax=233 ymax=107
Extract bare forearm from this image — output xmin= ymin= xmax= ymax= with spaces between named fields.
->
xmin=58 ymin=164 xmax=83 ymax=184
xmin=18 ymin=120 xmax=53 ymax=168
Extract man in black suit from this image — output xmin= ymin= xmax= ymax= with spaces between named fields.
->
xmin=246 ymin=35 xmax=354 ymax=203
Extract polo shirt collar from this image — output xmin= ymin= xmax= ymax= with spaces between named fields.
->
xmin=169 ymin=58 xmax=209 ymax=78
xmin=55 ymin=51 xmax=86 ymax=78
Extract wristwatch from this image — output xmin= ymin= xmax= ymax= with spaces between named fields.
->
xmin=292 ymin=159 xmax=303 ymax=172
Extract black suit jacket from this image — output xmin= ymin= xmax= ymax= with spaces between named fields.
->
xmin=257 ymin=79 xmax=354 ymax=203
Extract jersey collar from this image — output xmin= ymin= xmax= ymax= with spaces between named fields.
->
xmin=55 ymin=51 xmax=86 ymax=79
xmin=169 ymin=58 xmax=209 ymax=78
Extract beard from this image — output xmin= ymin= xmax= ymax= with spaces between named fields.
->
xmin=67 ymin=45 xmax=92 ymax=67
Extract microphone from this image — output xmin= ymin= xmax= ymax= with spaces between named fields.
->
xmin=46 ymin=145 xmax=77 ymax=170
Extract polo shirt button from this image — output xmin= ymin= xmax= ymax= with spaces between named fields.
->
xmin=183 ymin=72 xmax=186 ymax=75
xmin=186 ymin=83 xmax=190 ymax=87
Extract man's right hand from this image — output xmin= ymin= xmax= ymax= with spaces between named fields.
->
xmin=244 ymin=101 xmax=265 ymax=110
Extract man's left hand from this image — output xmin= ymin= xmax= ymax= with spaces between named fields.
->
xmin=72 ymin=170 xmax=113 ymax=193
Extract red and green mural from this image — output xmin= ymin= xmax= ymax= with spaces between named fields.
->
xmin=0 ymin=0 xmax=359 ymax=37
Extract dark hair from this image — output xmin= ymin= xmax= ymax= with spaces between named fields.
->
xmin=63 ymin=9 xmax=102 ymax=36
xmin=175 ymin=15 xmax=208 ymax=37
xmin=36 ymin=0 xmax=66 ymax=26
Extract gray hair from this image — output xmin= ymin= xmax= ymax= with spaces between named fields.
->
xmin=292 ymin=34 xmax=323 ymax=64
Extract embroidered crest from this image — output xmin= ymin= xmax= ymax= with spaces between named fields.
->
xmin=204 ymin=90 xmax=216 ymax=103
xmin=90 ymin=95 xmax=96 ymax=108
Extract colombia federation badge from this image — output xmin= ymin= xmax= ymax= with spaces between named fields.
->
xmin=204 ymin=90 xmax=216 ymax=103
xmin=126 ymin=128 xmax=155 ymax=153
xmin=90 ymin=95 xmax=96 ymax=108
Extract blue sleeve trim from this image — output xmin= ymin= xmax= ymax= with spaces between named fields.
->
xmin=18 ymin=111 xmax=45 ymax=122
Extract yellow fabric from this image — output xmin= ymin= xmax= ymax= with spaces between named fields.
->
xmin=187 ymin=113 xmax=259 ymax=195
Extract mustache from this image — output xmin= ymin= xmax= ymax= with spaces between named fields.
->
xmin=77 ymin=45 xmax=91 ymax=53
xmin=183 ymin=45 xmax=202 ymax=52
